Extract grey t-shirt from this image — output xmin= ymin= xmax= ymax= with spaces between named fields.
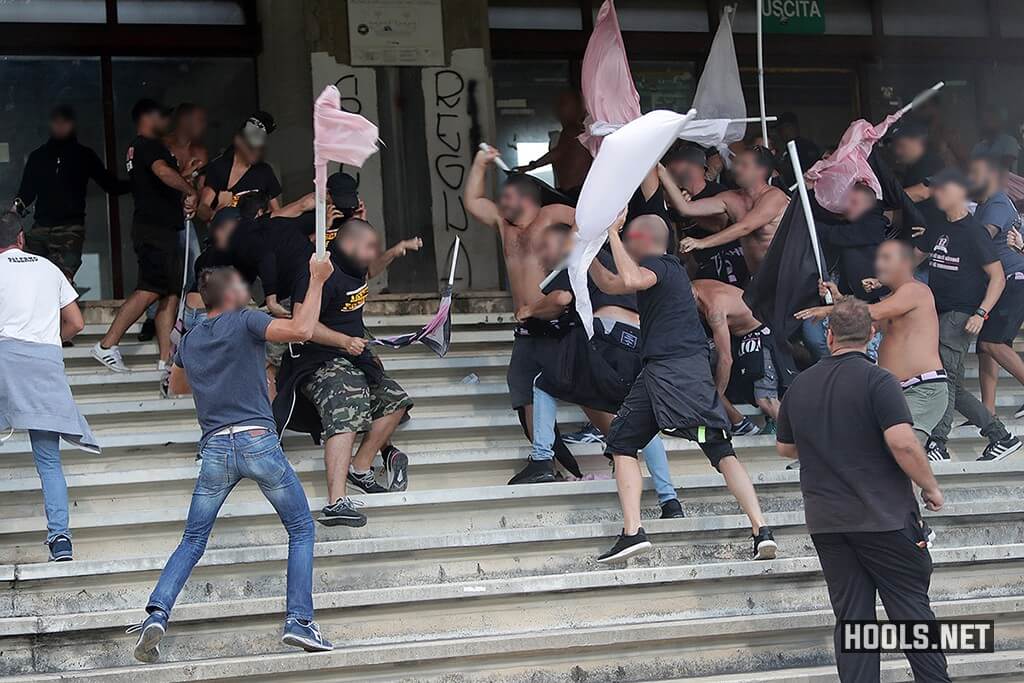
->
xmin=975 ymin=191 xmax=1024 ymax=275
xmin=173 ymin=308 xmax=275 ymax=447
xmin=776 ymin=352 xmax=918 ymax=535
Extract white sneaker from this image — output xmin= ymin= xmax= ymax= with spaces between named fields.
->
xmin=157 ymin=360 xmax=169 ymax=372
xmin=91 ymin=342 xmax=130 ymax=373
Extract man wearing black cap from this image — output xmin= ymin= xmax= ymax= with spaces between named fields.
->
xmin=888 ymin=118 xmax=944 ymax=202
xmin=658 ymin=144 xmax=749 ymax=288
xmin=916 ymin=169 xmax=1021 ymax=462
xmin=199 ymin=111 xmax=282 ymax=221
xmin=14 ymin=105 xmax=129 ymax=284
xmin=776 ymin=112 xmax=821 ymax=189
xmin=92 ymin=98 xmax=198 ymax=374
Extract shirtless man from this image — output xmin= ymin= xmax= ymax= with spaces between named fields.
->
xmin=664 ymin=147 xmax=789 ymax=274
xmin=796 ymin=240 xmax=947 ymax=448
xmin=512 ymin=91 xmax=592 ymax=197
xmin=164 ymin=103 xmax=209 ymax=183
xmin=693 ymin=279 xmax=782 ymax=433
xmin=465 ymin=145 xmax=581 ymax=480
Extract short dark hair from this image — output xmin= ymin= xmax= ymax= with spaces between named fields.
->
xmin=0 ymin=211 xmax=23 ymax=248
xmin=829 ymin=297 xmax=873 ymax=346
xmin=336 ymin=217 xmax=377 ymax=242
xmin=236 ymin=191 xmax=269 ymax=219
xmin=50 ymin=105 xmax=76 ymax=122
xmin=503 ymin=174 xmax=543 ymax=205
xmin=131 ymin=98 xmax=166 ymax=124
xmin=197 ymin=266 xmax=241 ymax=310
xmin=970 ymin=154 xmax=1008 ymax=173
xmin=746 ymin=146 xmax=776 ymax=176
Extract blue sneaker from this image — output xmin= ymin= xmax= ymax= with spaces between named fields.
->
xmin=47 ymin=535 xmax=73 ymax=562
xmin=282 ymin=617 xmax=334 ymax=652
xmin=127 ymin=609 xmax=168 ymax=663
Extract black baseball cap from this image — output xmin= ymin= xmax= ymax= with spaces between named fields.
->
xmin=131 ymin=98 xmax=171 ymax=123
xmin=926 ymin=168 xmax=969 ymax=189
xmin=327 ymin=172 xmax=359 ymax=209
xmin=887 ymin=118 xmax=929 ymax=142
xmin=665 ymin=143 xmax=708 ymax=168
xmin=241 ymin=110 xmax=276 ymax=148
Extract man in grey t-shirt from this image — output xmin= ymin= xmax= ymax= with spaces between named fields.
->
xmin=129 ymin=255 xmax=336 ymax=663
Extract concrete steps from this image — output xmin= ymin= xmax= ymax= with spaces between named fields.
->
xmin=2 ymin=310 xmax=1024 ymax=680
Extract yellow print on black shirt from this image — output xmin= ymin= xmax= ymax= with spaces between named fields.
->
xmin=341 ymin=284 xmax=368 ymax=312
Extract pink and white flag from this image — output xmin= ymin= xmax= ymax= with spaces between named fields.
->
xmin=804 ymin=114 xmax=899 ymax=215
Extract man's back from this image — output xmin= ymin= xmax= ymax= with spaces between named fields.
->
xmin=175 ymin=308 xmax=275 ymax=446
xmin=777 ymin=352 xmax=918 ymax=535
xmin=0 ymin=248 xmax=76 ymax=346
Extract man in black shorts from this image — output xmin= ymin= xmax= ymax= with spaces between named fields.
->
xmin=589 ymin=214 xmax=776 ymax=563
xmin=92 ymin=99 xmax=198 ymax=374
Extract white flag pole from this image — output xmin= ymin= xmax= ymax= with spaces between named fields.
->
xmin=448 ymin=236 xmax=461 ymax=286
xmin=787 ymin=139 xmax=832 ymax=304
xmin=897 ymin=81 xmax=945 ymax=118
xmin=478 ymin=142 xmax=511 ymax=172
xmin=314 ymin=163 xmax=327 ymax=259
xmin=756 ymin=0 xmax=770 ymax=148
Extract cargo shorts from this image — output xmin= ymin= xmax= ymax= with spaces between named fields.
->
xmin=300 ymin=355 xmax=413 ymax=438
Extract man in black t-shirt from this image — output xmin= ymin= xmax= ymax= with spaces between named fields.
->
xmin=915 ymin=171 xmax=1021 ymax=462
xmin=660 ymin=144 xmax=749 ymax=287
xmin=198 ymin=111 xmax=282 ymax=221
xmin=776 ymin=297 xmax=949 ymax=683
xmin=588 ymin=214 xmax=776 ymax=563
xmin=817 ymin=183 xmax=889 ymax=302
xmin=273 ymin=219 xmax=421 ymax=528
xmin=92 ymin=99 xmax=198 ymax=376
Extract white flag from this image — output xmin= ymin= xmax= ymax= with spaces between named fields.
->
xmin=691 ymin=7 xmax=746 ymax=156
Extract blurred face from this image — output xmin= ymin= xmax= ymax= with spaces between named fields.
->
xmin=49 ymin=116 xmax=74 ymax=140
xmin=220 ymin=272 xmax=251 ymax=311
xmin=181 ymin=108 xmax=207 ymax=140
xmin=235 ymin=134 xmax=265 ymax=163
xmin=623 ymin=219 xmax=666 ymax=260
xmin=498 ymin=184 xmax=537 ymax=225
xmin=667 ymin=159 xmax=703 ymax=187
xmin=732 ymin=151 xmax=769 ymax=188
xmin=844 ymin=188 xmax=877 ymax=222
xmin=211 ymin=218 xmax=239 ymax=250
xmin=967 ymin=159 xmax=997 ymax=199
xmin=891 ymin=136 xmax=926 ymax=165
xmin=556 ymin=91 xmax=584 ymax=126
xmin=932 ymin=182 xmax=967 ymax=213
xmin=540 ymin=227 xmax=571 ymax=270
xmin=874 ymin=241 xmax=911 ymax=288
xmin=339 ymin=229 xmax=382 ymax=269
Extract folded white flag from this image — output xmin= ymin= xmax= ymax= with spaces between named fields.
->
xmin=692 ymin=7 xmax=746 ymax=151
xmin=571 ymin=109 xmax=696 ymax=337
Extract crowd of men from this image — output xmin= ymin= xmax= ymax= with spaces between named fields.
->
xmin=3 ymin=87 xmax=1023 ymax=678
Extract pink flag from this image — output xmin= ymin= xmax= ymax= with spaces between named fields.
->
xmin=313 ymin=85 xmax=379 ymax=167
xmin=804 ymin=114 xmax=899 ymax=214
xmin=578 ymin=0 xmax=641 ymax=157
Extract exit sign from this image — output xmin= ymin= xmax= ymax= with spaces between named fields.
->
xmin=762 ymin=0 xmax=825 ymax=34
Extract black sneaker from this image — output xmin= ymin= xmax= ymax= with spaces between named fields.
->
xmin=597 ymin=528 xmax=653 ymax=564
xmin=138 ymin=318 xmax=156 ymax=342
xmin=659 ymin=498 xmax=685 ymax=519
xmin=347 ymin=469 xmax=389 ymax=494
xmin=562 ymin=423 xmax=604 ymax=444
xmin=979 ymin=435 xmax=1023 ymax=461
xmin=752 ymin=527 xmax=778 ymax=560
xmin=1015 ymin=404 xmax=1024 ymax=419
xmin=731 ymin=418 xmax=760 ymax=437
xmin=926 ymin=439 xmax=951 ymax=462
xmin=382 ymin=444 xmax=409 ymax=492
xmin=317 ymin=497 xmax=367 ymax=527
xmin=48 ymin=534 xmax=73 ymax=562
xmin=508 ymin=458 xmax=556 ymax=485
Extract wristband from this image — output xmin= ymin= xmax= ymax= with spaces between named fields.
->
xmin=975 ymin=307 xmax=989 ymax=320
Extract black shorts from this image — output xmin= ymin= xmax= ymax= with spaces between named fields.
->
xmin=604 ymin=353 xmax=735 ymax=470
xmin=133 ymin=222 xmax=184 ymax=296
xmin=506 ymin=333 xmax=563 ymax=409
xmin=979 ymin=275 xmax=1024 ymax=345
xmin=538 ymin=320 xmax=643 ymax=415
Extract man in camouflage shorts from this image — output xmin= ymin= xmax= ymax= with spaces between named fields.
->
xmin=301 ymin=356 xmax=412 ymax=441
xmin=24 ymin=223 xmax=86 ymax=283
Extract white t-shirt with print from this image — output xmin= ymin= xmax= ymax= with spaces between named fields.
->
xmin=0 ymin=248 xmax=78 ymax=346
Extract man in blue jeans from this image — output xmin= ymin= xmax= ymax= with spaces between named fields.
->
xmin=129 ymin=253 xmax=335 ymax=662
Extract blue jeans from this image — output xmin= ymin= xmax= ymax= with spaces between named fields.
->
xmin=530 ymin=383 xmax=677 ymax=503
xmin=147 ymin=430 xmax=316 ymax=621
xmin=31 ymin=430 xmax=69 ymax=543
xmin=802 ymin=318 xmax=830 ymax=362
xmin=183 ymin=305 xmax=207 ymax=331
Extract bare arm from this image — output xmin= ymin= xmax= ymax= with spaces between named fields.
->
xmin=867 ymin=285 xmax=919 ymax=322
xmin=169 ymin=364 xmax=191 ymax=396
xmin=197 ymin=185 xmax=216 ymax=222
xmin=684 ymin=192 xmax=787 ymax=251
xmin=265 ymin=255 xmax=333 ymax=343
xmin=884 ymin=422 xmax=944 ymax=511
xmin=369 ymin=237 xmax=423 ymax=278
xmin=707 ymin=308 xmax=733 ymax=394
xmin=588 ymin=257 xmax=633 ymax=295
xmin=662 ymin=180 xmax=728 ymax=218
xmin=272 ymin=192 xmax=314 ymax=218
xmin=465 ymin=148 xmax=502 ymax=228
xmin=152 ymin=159 xmax=197 ymax=199
xmin=979 ymin=260 xmax=1005 ymax=315
xmin=517 ymin=290 xmax=573 ymax=321
xmin=776 ymin=442 xmax=798 ymax=459
xmin=607 ymin=221 xmax=658 ymax=291
xmin=639 ymin=166 xmax=659 ymax=202
xmin=59 ymin=301 xmax=84 ymax=342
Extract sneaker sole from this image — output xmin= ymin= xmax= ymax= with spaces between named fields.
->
xmin=133 ymin=623 xmax=165 ymax=663
xmin=597 ymin=540 xmax=653 ymax=564
xmin=388 ymin=452 xmax=409 ymax=492
xmin=754 ymin=539 xmax=779 ymax=560
xmin=282 ymin=633 xmax=334 ymax=652
xmin=1015 ymin=408 xmax=1024 ymax=419
xmin=981 ymin=440 xmax=1023 ymax=462
xmin=49 ymin=554 xmax=73 ymax=562
xmin=317 ymin=514 xmax=367 ymax=528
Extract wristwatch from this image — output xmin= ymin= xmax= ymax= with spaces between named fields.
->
xmin=975 ymin=307 xmax=989 ymax=320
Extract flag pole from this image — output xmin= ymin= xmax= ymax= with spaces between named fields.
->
xmin=787 ymin=139 xmax=832 ymax=304
xmin=314 ymin=162 xmax=327 ymax=259
xmin=448 ymin=236 xmax=461 ymax=286
xmin=756 ymin=0 xmax=769 ymax=148
xmin=897 ymin=81 xmax=945 ymax=118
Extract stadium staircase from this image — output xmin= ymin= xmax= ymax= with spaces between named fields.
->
xmin=1 ymin=300 xmax=1023 ymax=681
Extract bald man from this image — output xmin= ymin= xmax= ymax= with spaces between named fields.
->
xmin=589 ymin=213 xmax=776 ymax=563
xmin=662 ymin=148 xmax=789 ymax=274
xmin=797 ymin=240 xmax=947 ymax=449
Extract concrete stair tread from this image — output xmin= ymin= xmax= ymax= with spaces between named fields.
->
xmin=3 ymin=594 xmax=1022 ymax=682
